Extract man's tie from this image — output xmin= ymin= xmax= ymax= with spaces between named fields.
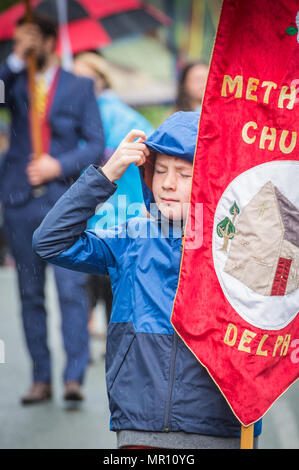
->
xmin=35 ymin=76 xmax=48 ymax=120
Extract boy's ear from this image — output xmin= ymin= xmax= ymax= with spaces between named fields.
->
xmin=143 ymin=151 xmax=156 ymax=192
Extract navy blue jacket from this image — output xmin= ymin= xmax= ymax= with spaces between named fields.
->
xmin=33 ymin=112 xmax=262 ymax=437
xmin=0 ymin=60 xmax=104 ymax=207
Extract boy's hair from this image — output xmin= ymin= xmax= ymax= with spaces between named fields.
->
xmin=17 ymin=13 xmax=58 ymax=42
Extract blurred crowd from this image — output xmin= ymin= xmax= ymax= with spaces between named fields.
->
xmin=0 ymin=12 xmax=208 ymax=405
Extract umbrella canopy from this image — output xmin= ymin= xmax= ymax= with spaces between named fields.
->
xmin=0 ymin=0 xmax=170 ymax=63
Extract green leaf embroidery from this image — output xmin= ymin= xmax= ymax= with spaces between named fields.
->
xmin=216 ymin=217 xmax=235 ymax=238
xmin=229 ymin=201 xmax=240 ymax=216
xmin=285 ymin=26 xmax=298 ymax=35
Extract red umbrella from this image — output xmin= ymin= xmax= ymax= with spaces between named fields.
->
xmin=0 ymin=0 xmax=171 ymax=61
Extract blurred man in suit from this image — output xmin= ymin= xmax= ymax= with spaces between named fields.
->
xmin=0 ymin=13 xmax=104 ymax=404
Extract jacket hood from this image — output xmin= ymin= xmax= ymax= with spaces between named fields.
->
xmin=140 ymin=111 xmax=200 ymax=213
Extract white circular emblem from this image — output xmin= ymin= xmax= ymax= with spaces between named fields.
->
xmin=213 ymin=161 xmax=299 ymax=330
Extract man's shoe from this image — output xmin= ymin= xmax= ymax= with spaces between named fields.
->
xmin=63 ymin=381 xmax=84 ymax=401
xmin=21 ymin=382 xmax=52 ymax=405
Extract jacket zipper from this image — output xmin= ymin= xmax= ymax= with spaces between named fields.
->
xmin=164 ymin=327 xmax=179 ymax=432
xmin=163 ymin=235 xmax=183 ymax=431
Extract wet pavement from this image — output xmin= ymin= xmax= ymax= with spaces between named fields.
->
xmin=0 ymin=266 xmax=115 ymax=449
xmin=0 ymin=266 xmax=298 ymax=449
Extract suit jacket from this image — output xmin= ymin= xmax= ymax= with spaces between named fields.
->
xmin=0 ymin=60 xmax=104 ymax=207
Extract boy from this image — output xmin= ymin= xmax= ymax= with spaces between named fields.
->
xmin=33 ymin=112 xmax=261 ymax=448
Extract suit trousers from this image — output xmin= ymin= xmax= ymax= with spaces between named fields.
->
xmin=3 ymin=194 xmax=90 ymax=384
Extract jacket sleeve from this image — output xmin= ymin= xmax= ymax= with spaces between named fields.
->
xmin=33 ymin=164 xmax=123 ymax=275
xmin=57 ymin=79 xmax=105 ymax=179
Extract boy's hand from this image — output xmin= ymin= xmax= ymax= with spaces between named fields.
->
xmin=102 ymin=130 xmax=150 ymax=182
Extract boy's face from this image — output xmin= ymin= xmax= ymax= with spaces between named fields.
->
xmin=152 ymin=153 xmax=193 ymax=221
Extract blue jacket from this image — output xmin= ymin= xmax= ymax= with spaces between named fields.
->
xmin=33 ymin=112 xmax=262 ymax=437
xmin=0 ymin=60 xmax=104 ymax=207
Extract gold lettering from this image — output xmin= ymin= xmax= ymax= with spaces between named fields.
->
xmin=273 ymin=335 xmax=284 ymax=356
xmin=278 ymin=86 xmax=296 ymax=110
xmin=261 ymin=81 xmax=277 ymax=104
xmin=238 ymin=329 xmax=256 ymax=353
xmin=221 ymin=75 xmax=243 ymax=98
xmin=256 ymin=334 xmax=269 ymax=356
xmin=246 ymin=77 xmax=260 ymax=101
xmin=279 ymin=130 xmax=297 ymax=154
xmin=280 ymin=334 xmax=291 ymax=356
xmin=242 ymin=121 xmax=257 ymax=144
xmin=224 ymin=323 xmax=238 ymax=346
xmin=259 ymin=126 xmax=276 ymax=151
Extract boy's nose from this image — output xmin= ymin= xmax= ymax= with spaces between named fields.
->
xmin=162 ymin=172 xmax=177 ymax=190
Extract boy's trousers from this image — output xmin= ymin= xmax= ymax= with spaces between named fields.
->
xmin=3 ymin=194 xmax=90 ymax=385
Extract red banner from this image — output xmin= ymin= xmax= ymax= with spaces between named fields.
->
xmin=172 ymin=0 xmax=299 ymax=426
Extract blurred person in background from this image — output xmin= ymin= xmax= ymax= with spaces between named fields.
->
xmin=175 ymin=61 xmax=209 ymax=113
xmin=0 ymin=118 xmax=9 ymax=266
xmin=0 ymin=14 xmax=104 ymax=404
xmin=73 ymin=53 xmax=154 ymax=346
xmin=73 ymin=53 xmax=154 ymax=164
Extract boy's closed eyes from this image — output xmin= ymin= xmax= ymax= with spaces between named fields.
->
xmin=152 ymin=153 xmax=193 ymax=222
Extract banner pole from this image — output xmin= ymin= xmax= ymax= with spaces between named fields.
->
xmin=240 ymin=424 xmax=254 ymax=449
xmin=24 ymin=0 xmax=48 ymax=197
xmin=24 ymin=0 xmax=43 ymax=160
